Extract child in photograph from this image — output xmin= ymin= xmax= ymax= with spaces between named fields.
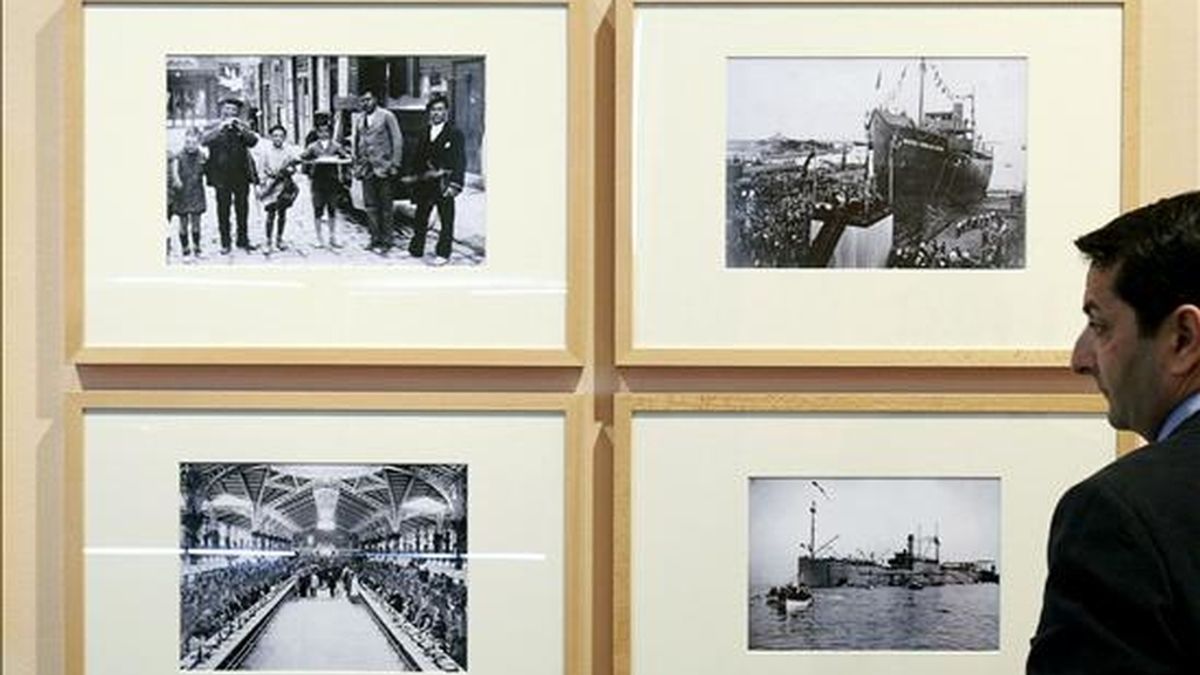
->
xmin=300 ymin=119 xmax=349 ymax=249
xmin=255 ymin=124 xmax=302 ymax=253
xmin=173 ymin=127 xmax=209 ymax=258
xmin=167 ymin=149 xmax=178 ymax=258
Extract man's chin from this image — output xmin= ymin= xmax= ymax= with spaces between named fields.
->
xmin=1105 ymin=407 xmax=1136 ymax=433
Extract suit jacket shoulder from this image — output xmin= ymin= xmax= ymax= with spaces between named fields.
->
xmin=1027 ymin=411 xmax=1200 ymax=674
xmin=1084 ymin=411 xmax=1200 ymax=523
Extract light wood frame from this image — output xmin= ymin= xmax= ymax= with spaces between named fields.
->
xmin=65 ymin=390 xmax=592 ymax=675
xmin=613 ymin=392 xmax=1124 ymax=675
xmin=615 ymin=0 xmax=1141 ymax=367
xmin=66 ymin=0 xmax=591 ymax=366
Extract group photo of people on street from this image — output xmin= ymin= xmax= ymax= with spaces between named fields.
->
xmin=165 ymin=55 xmax=486 ymax=266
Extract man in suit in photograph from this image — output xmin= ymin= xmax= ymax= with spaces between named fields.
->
xmin=201 ymin=97 xmax=259 ymax=253
xmin=353 ymin=90 xmax=403 ymax=253
xmin=405 ymin=94 xmax=466 ymax=266
xmin=1027 ymin=191 xmax=1200 ymax=674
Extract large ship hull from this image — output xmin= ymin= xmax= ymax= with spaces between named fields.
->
xmin=869 ymin=109 xmax=993 ymax=242
xmin=797 ymin=556 xmax=989 ymax=589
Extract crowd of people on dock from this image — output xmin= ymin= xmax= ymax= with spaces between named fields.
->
xmin=728 ymin=168 xmax=816 ymax=267
xmin=728 ymin=160 xmax=1022 ymax=269
xmin=889 ymin=210 xmax=1020 ymax=268
xmin=728 ymin=164 xmax=886 ymax=268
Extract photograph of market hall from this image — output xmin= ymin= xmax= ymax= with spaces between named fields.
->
xmin=178 ymin=462 xmax=468 ymax=672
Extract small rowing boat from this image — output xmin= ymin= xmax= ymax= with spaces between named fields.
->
xmin=766 ymin=583 xmax=814 ymax=614
xmin=785 ymin=596 xmax=813 ymax=614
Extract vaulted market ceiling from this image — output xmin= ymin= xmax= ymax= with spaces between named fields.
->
xmin=182 ymin=463 xmax=466 ymax=540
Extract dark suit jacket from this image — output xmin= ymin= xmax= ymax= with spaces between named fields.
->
xmin=1027 ymin=409 xmax=1200 ymax=674
xmin=407 ymin=123 xmax=466 ymax=201
xmin=201 ymin=121 xmax=258 ymax=189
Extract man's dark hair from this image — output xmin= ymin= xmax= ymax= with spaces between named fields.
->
xmin=1075 ymin=191 xmax=1200 ymax=334
xmin=426 ymin=93 xmax=449 ymax=112
xmin=268 ymin=124 xmax=287 ymax=136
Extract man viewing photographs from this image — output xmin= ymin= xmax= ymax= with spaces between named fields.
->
xmin=1027 ymin=192 xmax=1200 ymax=674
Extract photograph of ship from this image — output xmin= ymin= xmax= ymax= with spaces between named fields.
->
xmin=166 ymin=55 xmax=486 ymax=266
xmin=727 ymin=57 xmax=1027 ymax=269
xmin=749 ymin=477 xmax=1000 ymax=651
xmin=179 ymin=462 xmax=467 ymax=671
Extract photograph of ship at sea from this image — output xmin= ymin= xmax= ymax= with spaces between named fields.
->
xmin=748 ymin=477 xmax=1000 ymax=651
xmin=727 ymin=57 xmax=1027 ymax=269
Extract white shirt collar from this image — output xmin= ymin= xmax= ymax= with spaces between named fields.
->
xmin=430 ymin=122 xmax=445 ymax=141
xmin=1156 ymin=391 xmax=1200 ymax=441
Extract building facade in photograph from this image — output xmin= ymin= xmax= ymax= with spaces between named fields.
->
xmin=167 ymin=55 xmax=485 ymax=179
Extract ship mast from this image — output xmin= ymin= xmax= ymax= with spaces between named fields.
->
xmin=806 ymin=480 xmax=835 ymax=559
xmin=809 ymin=500 xmax=816 ymax=561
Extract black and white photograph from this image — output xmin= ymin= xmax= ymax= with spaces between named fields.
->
xmin=749 ymin=477 xmax=1000 ymax=651
xmin=727 ymin=57 xmax=1027 ymax=269
xmin=167 ymin=55 xmax=485 ymax=266
xmin=178 ymin=462 xmax=467 ymax=671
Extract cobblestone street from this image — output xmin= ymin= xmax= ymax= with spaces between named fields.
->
xmin=166 ymin=174 xmax=486 ymax=267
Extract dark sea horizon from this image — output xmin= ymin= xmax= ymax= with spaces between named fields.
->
xmin=749 ymin=583 xmax=999 ymax=651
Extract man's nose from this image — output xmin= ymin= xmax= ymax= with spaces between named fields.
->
xmin=1070 ymin=330 xmax=1094 ymax=375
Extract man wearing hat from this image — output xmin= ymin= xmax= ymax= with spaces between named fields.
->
xmin=202 ymin=97 xmax=260 ymax=253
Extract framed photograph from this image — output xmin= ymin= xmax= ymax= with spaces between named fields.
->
xmin=162 ymin=54 xmax=490 ymax=269
xmin=615 ymin=393 xmax=1120 ymax=674
xmin=67 ymin=391 xmax=589 ymax=674
xmin=616 ymin=0 xmax=1138 ymax=366
xmin=70 ymin=0 xmax=589 ymax=365
xmin=749 ymin=476 xmax=1002 ymax=651
xmin=727 ymin=57 xmax=1028 ymax=271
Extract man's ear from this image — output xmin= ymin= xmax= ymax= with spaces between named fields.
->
xmin=1165 ymin=304 xmax=1200 ymax=374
